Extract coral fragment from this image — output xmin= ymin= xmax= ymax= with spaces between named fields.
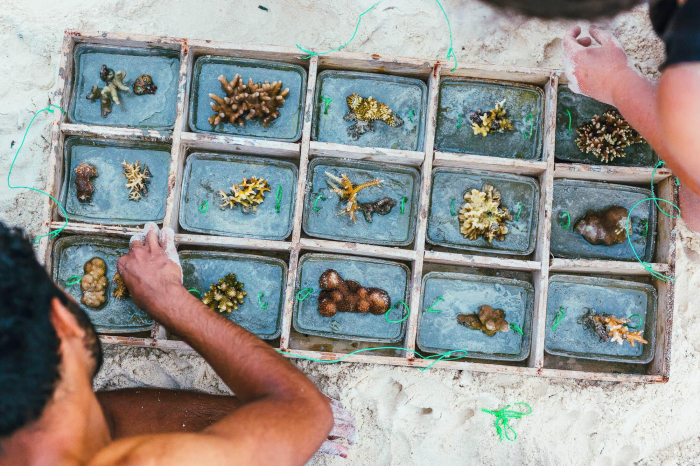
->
xmin=218 ymin=176 xmax=271 ymax=213
xmin=469 ymin=100 xmax=514 ymax=137
xmin=326 ymin=172 xmax=383 ymax=223
xmin=122 ymin=161 xmax=151 ymax=202
xmin=358 ymin=197 xmax=397 ymax=223
xmin=74 ymin=162 xmax=98 ymax=203
xmin=573 ymin=206 xmax=630 ymax=246
xmin=457 ymin=305 xmax=510 ymax=337
xmin=133 ymin=74 xmax=157 ymax=95
xmin=578 ymin=308 xmax=647 ymax=347
xmin=86 ymin=64 xmax=129 ymax=118
xmin=317 ymin=269 xmax=391 ymax=318
xmin=201 ymin=273 xmax=247 ymax=313
xmin=112 ymin=273 xmax=129 ymax=299
xmin=575 ymin=109 xmax=643 ymax=163
xmin=344 ymin=94 xmax=403 ymax=140
xmin=458 ymin=184 xmax=512 ymax=242
xmin=80 ymin=257 xmax=108 ymax=308
xmin=208 ymin=75 xmax=289 ymax=127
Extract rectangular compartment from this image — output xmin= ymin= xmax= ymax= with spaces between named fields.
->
xmin=302 ymin=158 xmax=419 ymax=247
xmin=188 ymin=56 xmax=307 ymax=142
xmin=427 ymin=168 xmax=539 ymax=255
xmin=69 ymin=44 xmax=181 ymax=129
xmin=293 ymin=253 xmax=410 ymax=343
xmin=550 ymin=179 xmax=656 ymax=261
xmin=555 ymin=85 xmax=657 ymax=166
xmin=417 ymin=272 xmax=533 ymax=361
xmin=59 ymin=137 xmax=171 ymax=225
xmin=434 ymin=78 xmax=544 ymax=160
xmin=180 ymin=250 xmax=287 ymax=340
xmin=545 ymin=274 xmax=657 ymax=363
xmin=51 ymin=236 xmax=152 ymax=333
xmin=179 ymin=152 xmax=297 ymax=240
xmin=312 ymin=70 xmax=427 ymax=151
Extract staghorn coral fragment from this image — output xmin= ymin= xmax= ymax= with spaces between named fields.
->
xmin=218 ymin=176 xmax=271 ymax=213
xmin=358 ymin=197 xmax=397 ymax=223
xmin=208 ymin=74 xmax=289 ymax=127
xmin=74 ymin=162 xmax=98 ymax=203
xmin=468 ymin=99 xmax=514 ymax=137
xmin=344 ymin=93 xmax=403 ymax=140
xmin=326 ymin=172 xmax=383 ymax=223
xmin=80 ymin=257 xmax=108 ymax=308
xmin=317 ymin=269 xmax=391 ymax=318
xmin=458 ymin=184 xmax=512 ymax=243
xmin=578 ymin=308 xmax=647 ymax=347
xmin=133 ymin=74 xmax=157 ymax=95
xmin=201 ymin=273 xmax=247 ymax=313
xmin=112 ymin=273 xmax=129 ymax=299
xmin=575 ymin=109 xmax=643 ymax=163
xmin=573 ymin=206 xmax=630 ymax=247
xmin=122 ymin=161 xmax=151 ymax=202
xmin=87 ymin=65 xmax=129 ymax=118
xmin=457 ymin=305 xmax=510 ymax=337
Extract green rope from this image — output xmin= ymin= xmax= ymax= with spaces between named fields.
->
xmin=522 ymin=113 xmax=534 ymax=139
xmin=66 ymin=275 xmax=81 ymax=286
xmin=313 ymin=194 xmax=326 ymax=211
xmin=481 ymin=403 xmax=532 ymax=442
xmin=565 ymin=108 xmax=572 ymax=136
xmin=676 ymin=177 xmax=680 ymax=186
xmin=258 ymin=292 xmax=268 ymax=310
xmin=275 ymin=185 xmax=282 ymax=213
xmin=188 ymin=289 xmax=201 ymax=296
xmin=457 ymin=114 xmax=462 ymax=129
xmin=509 ymin=323 xmax=523 ymax=335
xmin=626 ymin=314 xmax=642 ymax=330
xmin=320 ymin=96 xmax=332 ymax=114
xmin=559 ymin=211 xmax=570 ymax=229
xmin=385 ymin=300 xmax=410 ymax=323
xmin=552 ymin=307 xmax=565 ymax=330
xmin=400 ymin=196 xmax=407 ymax=214
xmin=514 ymin=204 xmax=523 ymax=222
xmin=199 ymin=200 xmax=209 ymax=214
xmin=425 ymin=296 xmax=444 ymax=313
xmin=408 ymin=109 xmax=415 ymax=123
xmin=434 ymin=0 xmax=457 ymax=71
xmin=8 ymin=105 xmax=68 ymax=244
xmin=297 ymin=288 xmax=313 ymax=301
xmin=450 ymin=198 xmax=456 ymax=216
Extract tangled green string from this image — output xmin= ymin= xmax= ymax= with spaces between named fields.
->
xmin=313 ymin=194 xmax=326 ymax=211
xmin=408 ymin=109 xmax=415 ymax=123
xmin=320 ymin=96 xmax=332 ymax=114
xmin=400 ymin=196 xmax=407 ymax=214
xmin=509 ymin=323 xmax=523 ymax=335
xmin=258 ymin=292 xmax=269 ymax=310
xmin=552 ymin=307 xmax=565 ymax=330
xmin=297 ymin=288 xmax=313 ymax=301
xmin=425 ymin=296 xmax=444 ymax=313
xmin=481 ymin=403 xmax=532 ymax=442
xmin=522 ymin=113 xmax=534 ymax=139
xmin=199 ymin=200 xmax=209 ymax=214
xmin=66 ymin=275 xmax=81 ymax=286
xmin=385 ymin=300 xmax=410 ymax=323
xmin=8 ymin=104 xmax=68 ymax=244
xmin=559 ymin=211 xmax=571 ymax=229
xmin=626 ymin=313 xmax=642 ymax=329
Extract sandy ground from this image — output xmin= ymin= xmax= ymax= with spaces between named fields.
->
xmin=1 ymin=0 xmax=698 ymax=464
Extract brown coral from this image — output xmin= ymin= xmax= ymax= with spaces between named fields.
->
xmin=469 ymin=100 xmax=514 ymax=137
xmin=575 ymin=109 xmax=643 ymax=163
xmin=201 ymin=273 xmax=247 ymax=313
xmin=218 ymin=176 xmax=271 ymax=213
xmin=112 ymin=273 xmax=129 ymax=299
xmin=358 ymin=197 xmax=397 ymax=223
xmin=86 ymin=65 xmax=129 ymax=118
xmin=80 ymin=257 xmax=108 ymax=308
xmin=326 ymin=172 xmax=383 ymax=223
xmin=122 ymin=161 xmax=151 ymax=202
xmin=578 ymin=308 xmax=647 ymax=347
xmin=457 ymin=305 xmax=510 ymax=337
xmin=74 ymin=162 xmax=98 ymax=203
xmin=317 ymin=269 xmax=391 ymax=318
xmin=458 ymin=184 xmax=512 ymax=242
xmin=208 ymin=75 xmax=289 ymax=127
xmin=133 ymin=74 xmax=157 ymax=95
xmin=573 ymin=206 xmax=630 ymax=246
xmin=344 ymin=94 xmax=403 ymax=140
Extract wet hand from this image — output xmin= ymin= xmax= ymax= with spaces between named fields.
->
xmin=318 ymin=398 xmax=357 ymax=459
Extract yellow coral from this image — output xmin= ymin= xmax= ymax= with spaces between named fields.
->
xmin=469 ymin=100 xmax=514 ymax=137
xmin=122 ymin=161 xmax=151 ymax=202
xmin=346 ymin=94 xmax=402 ymax=127
xmin=112 ymin=273 xmax=129 ymax=299
xmin=326 ymin=172 xmax=383 ymax=223
xmin=593 ymin=314 xmax=648 ymax=347
xmin=458 ymin=184 xmax=512 ymax=242
xmin=201 ymin=273 xmax=247 ymax=313
xmin=576 ymin=109 xmax=643 ymax=163
xmin=218 ymin=176 xmax=271 ymax=213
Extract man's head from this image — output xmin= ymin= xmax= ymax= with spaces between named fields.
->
xmin=0 ymin=223 xmax=103 ymax=439
xmin=477 ymin=0 xmax=644 ymax=19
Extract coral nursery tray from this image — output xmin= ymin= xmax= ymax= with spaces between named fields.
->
xmin=293 ymin=254 xmax=410 ymax=343
xmin=435 ymin=78 xmax=545 ymax=160
xmin=312 ymin=70 xmax=427 ymax=151
xmin=51 ymin=236 xmax=152 ymax=333
xmin=69 ymin=44 xmax=181 ymax=129
xmin=59 ymin=137 xmax=171 ymax=225
xmin=179 ymin=153 xmax=297 ymax=240
xmin=302 ymin=158 xmax=419 ymax=246
xmin=417 ymin=272 xmax=534 ymax=361
xmin=39 ymin=31 xmax=679 ymax=384
xmin=180 ymin=250 xmax=286 ymax=340
xmin=555 ymin=85 xmax=657 ymax=166
xmin=550 ymin=179 xmax=656 ymax=262
xmin=427 ymin=168 xmax=539 ymax=255
xmin=545 ymin=275 xmax=657 ymax=364
xmin=188 ymin=56 xmax=307 ymax=141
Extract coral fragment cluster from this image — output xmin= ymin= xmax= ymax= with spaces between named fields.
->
xmin=574 ymin=206 xmax=630 ymax=246
xmin=575 ymin=110 xmax=643 ymax=163
xmin=458 ymin=184 xmax=512 ymax=242
xmin=578 ymin=308 xmax=648 ymax=347
xmin=326 ymin=172 xmax=383 ymax=223
xmin=457 ymin=305 xmax=510 ymax=337
xmin=86 ymin=64 xmax=129 ymax=118
xmin=208 ymin=75 xmax=289 ymax=127
xmin=317 ymin=269 xmax=391 ymax=318
xmin=122 ymin=161 xmax=151 ymax=201
xmin=80 ymin=257 xmax=108 ymax=308
xmin=218 ymin=176 xmax=271 ymax=213
xmin=344 ymin=94 xmax=403 ymax=140
xmin=469 ymin=100 xmax=514 ymax=137
xmin=201 ymin=273 xmax=247 ymax=313
xmin=74 ymin=162 xmax=99 ymax=203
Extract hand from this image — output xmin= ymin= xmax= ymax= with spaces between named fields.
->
xmin=318 ymin=398 xmax=357 ymax=458
xmin=117 ymin=223 xmax=185 ymax=321
xmin=563 ymin=25 xmax=635 ymax=106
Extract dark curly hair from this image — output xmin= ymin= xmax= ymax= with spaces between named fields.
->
xmin=477 ymin=0 xmax=645 ymax=19
xmin=0 ymin=223 xmax=101 ymax=438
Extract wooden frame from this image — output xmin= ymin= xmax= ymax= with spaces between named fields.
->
xmin=39 ymin=30 xmax=677 ymax=383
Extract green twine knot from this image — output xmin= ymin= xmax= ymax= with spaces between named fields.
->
xmin=481 ymin=403 xmax=532 ymax=442
xmin=313 ymin=194 xmax=326 ymax=211
xmin=509 ymin=323 xmax=523 ymax=335
xmin=625 ymin=314 xmax=642 ymax=329
xmin=514 ymin=204 xmax=523 ymax=222
xmin=297 ymin=288 xmax=313 ymax=301
xmin=320 ymin=96 xmax=332 ymax=114
xmin=199 ymin=200 xmax=209 ymax=214
xmin=559 ymin=212 xmax=570 ymax=229
xmin=552 ymin=307 xmax=565 ymax=330
xmin=408 ymin=109 xmax=415 ymax=123
xmin=425 ymin=296 xmax=444 ymax=313
xmin=188 ymin=289 xmax=201 ymax=296
xmin=275 ymin=185 xmax=282 ymax=213
xmin=258 ymin=292 xmax=268 ymax=310
xmin=385 ymin=300 xmax=410 ymax=323
xmin=457 ymin=114 xmax=462 ymax=129
xmin=400 ymin=196 xmax=407 ymax=214
xmin=66 ymin=275 xmax=81 ymax=286
xmin=522 ymin=113 xmax=534 ymax=139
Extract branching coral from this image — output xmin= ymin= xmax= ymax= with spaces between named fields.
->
xmin=574 ymin=206 xmax=630 ymax=246
xmin=208 ymin=75 xmax=289 ymax=127
xmin=133 ymin=74 xmax=157 ymax=95
xmin=457 ymin=305 xmax=510 ymax=337
xmin=80 ymin=257 xmax=108 ymax=308
xmin=112 ymin=273 xmax=129 ymax=299
xmin=317 ymin=269 xmax=391 ymax=318
xmin=458 ymin=184 xmax=512 ymax=242
xmin=201 ymin=273 xmax=247 ymax=313
xmin=218 ymin=176 xmax=271 ymax=213
xmin=86 ymin=64 xmax=129 ymax=118
xmin=578 ymin=308 xmax=648 ymax=347
xmin=576 ymin=109 xmax=643 ymax=163
xmin=344 ymin=94 xmax=404 ymax=140
xmin=469 ymin=100 xmax=515 ymax=137
xmin=326 ymin=172 xmax=383 ymax=223
xmin=358 ymin=197 xmax=397 ymax=223
xmin=122 ymin=161 xmax=151 ymax=202
xmin=74 ymin=162 xmax=98 ymax=203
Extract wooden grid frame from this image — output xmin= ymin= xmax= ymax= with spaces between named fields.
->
xmin=38 ymin=30 xmax=678 ymax=383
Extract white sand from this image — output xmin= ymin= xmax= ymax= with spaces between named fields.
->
xmin=1 ymin=1 xmax=699 ymax=464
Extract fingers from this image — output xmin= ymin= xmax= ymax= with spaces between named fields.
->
xmin=117 ymin=255 xmax=127 ymax=275
xmin=146 ymin=229 xmax=160 ymax=251
xmin=563 ymin=26 xmax=583 ymax=54
xmin=328 ymin=398 xmax=357 ymax=445
xmin=318 ymin=439 xmax=349 ymax=458
xmin=577 ymin=36 xmax=592 ymax=47
xmin=589 ymin=25 xmax=614 ymax=46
